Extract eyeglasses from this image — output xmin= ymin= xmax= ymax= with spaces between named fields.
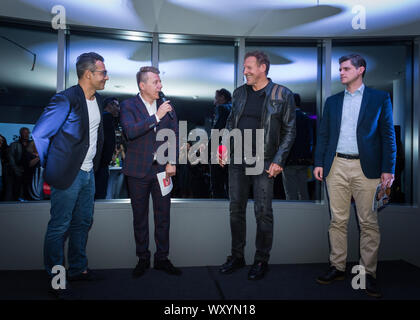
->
xmin=92 ymin=70 xmax=108 ymax=77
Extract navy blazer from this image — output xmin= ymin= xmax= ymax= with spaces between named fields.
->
xmin=314 ymin=86 xmax=396 ymax=179
xmin=32 ymin=85 xmax=104 ymax=189
xmin=120 ymin=94 xmax=179 ymax=179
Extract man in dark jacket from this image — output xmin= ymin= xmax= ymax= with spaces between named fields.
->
xmin=8 ymin=127 xmax=31 ymax=200
xmin=282 ymin=93 xmax=313 ymax=200
xmin=210 ymin=88 xmax=232 ymax=198
xmin=33 ymin=52 xmax=107 ymax=296
xmin=219 ymin=51 xmax=296 ymax=280
xmin=95 ymin=97 xmax=119 ymax=199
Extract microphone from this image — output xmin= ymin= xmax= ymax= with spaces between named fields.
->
xmin=158 ymin=91 xmax=174 ymax=119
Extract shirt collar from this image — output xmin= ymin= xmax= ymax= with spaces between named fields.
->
xmin=345 ymin=83 xmax=365 ymax=96
xmin=138 ymin=92 xmax=156 ymax=108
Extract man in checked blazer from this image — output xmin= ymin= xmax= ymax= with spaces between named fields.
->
xmin=313 ymin=54 xmax=396 ymax=298
xmin=120 ymin=66 xmax=181 ymax=278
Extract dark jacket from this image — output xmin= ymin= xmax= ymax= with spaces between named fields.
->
xmin=314 ymin=86 xmax=396 ymax=179
xmin=225 ymin=79 xmax=296 ymax=167
xmin=285 ymin=108 xmax=314 ymax=166
xmin=32 ymin=84 xmax=104 ymax=189
xmin=120 ymin=94 xmax=179 ymax=179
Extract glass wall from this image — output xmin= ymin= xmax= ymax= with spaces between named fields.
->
xmin=246 ymin=44 xmax=319 ymax=201
xmin=331 ymin=42 xmax=413 ymax=204
xmin=159 ymin=42 xmax=235 ymax=199
xmin=0 ymin=21 xmax=416 ymax=206
xmin=0 ymin=25 xmax=57 ymax=201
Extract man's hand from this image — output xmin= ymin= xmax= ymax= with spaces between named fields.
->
xmin=218 ymin=145 xmax=228 ymax=167
xmin=165 ymin=163 xmax=176 ymax=179
xmin=313 ymin=167 xmax=323 ymax=181
xmin=381 ymin=173 xmax=394 ymax=189
xmin=266 ymin=163 xmax=283 ymax=178
xmin=156 ymin=101 xmax=173 ymax=120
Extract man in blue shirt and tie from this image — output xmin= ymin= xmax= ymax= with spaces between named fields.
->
xmin=313 ymin=54 xmax=396 ymax=298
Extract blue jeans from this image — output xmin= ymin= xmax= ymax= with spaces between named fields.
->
xmin=44 ymin=169 xmax=95 ymax=277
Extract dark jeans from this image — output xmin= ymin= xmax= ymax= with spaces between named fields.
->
xmin=44 ymin=169 xmax=95 ymax=277
xmin=228 ymin=162 xmax=274 ymax=262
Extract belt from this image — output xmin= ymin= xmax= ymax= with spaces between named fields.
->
xmin=336 ymin=153 xmax=359 ymax=160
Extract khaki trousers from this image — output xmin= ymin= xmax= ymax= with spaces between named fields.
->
xmin=326 ymin=156 xmax=381 ymax=277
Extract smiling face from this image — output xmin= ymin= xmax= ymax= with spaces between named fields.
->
xmin=243 ymin=56 xmax=267 ymax=87
xmin=139 ymin=72 xmax=162 ymax=102
xmin=339 ymin=59 xmax=364 ymax=86
xmin=89 ymin=60 xmax=109 ymax=91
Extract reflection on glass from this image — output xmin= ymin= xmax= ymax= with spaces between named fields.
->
xmin=246 ymin=45 xmax=319 ymax=201
xmin=332 ymin=44 xmax=412 ymax=204
xmin=0 ymin=26 xmax=57 ymax=202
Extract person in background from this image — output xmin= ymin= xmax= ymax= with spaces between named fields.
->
xmin=0 ymin=134 xmax=9 ymax=200
xmin=282 ymin=93 xmax=313 ymax=200
xmin=210 ymin=89 xmax=232 ymax=198
xmin=95 ymin=97 xmax=119 ymax=199
xmin=8 ymin=127 xmax=31 ymax=201
xmin=22 ymin=140 xmax=41 ymax=200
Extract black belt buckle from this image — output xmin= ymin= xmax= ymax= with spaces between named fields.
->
xmin=337 ymin=153 xmax=359 ymax=160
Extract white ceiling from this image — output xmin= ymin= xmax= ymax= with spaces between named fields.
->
xmin=0 ymin=0 xmax=419 ymax=37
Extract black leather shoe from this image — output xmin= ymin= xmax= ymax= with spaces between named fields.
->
xmin=68 ymin=269 xmax=104 ymax=282
xmin=316 ymin=266 xmax=345 ymax=284
xmin=154 ymin=259 xmax=182 ymax=275
xmin=132 ymin=259 xmax=150 ymax=278
xmin=248 ymin=261 xmax=268 ymax=280
xmin=366 ymin=274 xmax=382 ymax=298
xmin=219 ymin=256 xmax=246 ymax=274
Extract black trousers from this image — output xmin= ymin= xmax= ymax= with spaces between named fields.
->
xmin=228 ymin=162 xmax=274 ymax=262
xmin=127 ymin=163 xmax=171 ymax=261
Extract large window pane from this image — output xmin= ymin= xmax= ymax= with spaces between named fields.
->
xmin=159 ymin=42 xmax=235 ymax=199
xmin=0 ymin=26 xmax=57 ymax=202
xmin=331 ymin=43 xmax=413 ymax=204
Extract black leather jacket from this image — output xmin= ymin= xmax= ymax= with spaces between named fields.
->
xmin=225 ymin=79 xmax=296 ymax=167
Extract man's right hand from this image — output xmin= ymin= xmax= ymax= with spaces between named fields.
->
xmin=218 ymin=145 xmax=228 ymax=167
xmin=313 ymin=167 xmax=323 ymax=181
xmin=156 ymin=100 xmax=173 ymax=120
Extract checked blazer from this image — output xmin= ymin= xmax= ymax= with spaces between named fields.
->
xmin=120 ymin=94 xmax=179 ymax=179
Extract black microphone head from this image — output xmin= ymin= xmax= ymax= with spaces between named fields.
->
xmin=158 ymin=91 xmax=166 ymax=101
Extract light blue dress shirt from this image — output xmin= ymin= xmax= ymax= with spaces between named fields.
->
xmin=336 ymin=83 xmax=365 ymax=155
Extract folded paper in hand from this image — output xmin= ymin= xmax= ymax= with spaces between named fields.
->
xmin=372 ymin=183 xmax=391 ymax=212
xmin=157 ymin=171 xmax=173 ymax=197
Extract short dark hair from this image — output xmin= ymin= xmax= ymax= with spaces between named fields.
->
xmin=216 ymin=88 xmax=232 ymax=103
xmin=19 ymin=127 xmax=29 ymax=136
xmin=339 ymin=54 xmax=367 ymax=77
xmin=76 ymin=52 xmax=104 ymax=79
xmin=104 ymin=97 xmax=118 ymax=107
xmin=293 ymin=93 xmax=301 ymax=107
xmin=136 ymin=66 xmax=160 ymax=87
xmin=244 ymin=50 xmax=270 ymax=75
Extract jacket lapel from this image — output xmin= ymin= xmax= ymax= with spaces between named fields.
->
xmin=136 ymin=94 xmax=151 ymax=119
xmin=76 ymin=85 xmax=90 ymax=138
xmin=357 ymin=87 xmax=370 ymax=127
xmin=335 ymin=91 xmax=345 ymax=135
